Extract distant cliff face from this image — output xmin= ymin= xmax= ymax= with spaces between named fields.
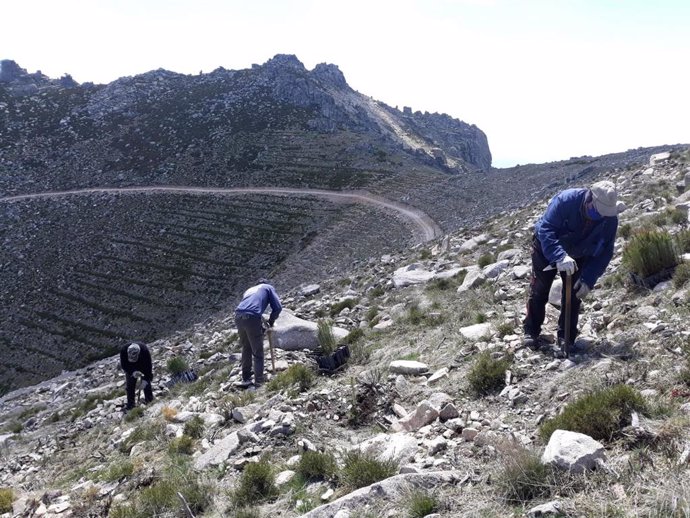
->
xmin=0 ymin=54 xmax=492 ymax=200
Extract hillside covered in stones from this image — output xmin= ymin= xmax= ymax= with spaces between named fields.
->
xmin=2 ymin=54 xmax=684 ymax=395
xmin=2 ymin=148 xmax=690 ymax=517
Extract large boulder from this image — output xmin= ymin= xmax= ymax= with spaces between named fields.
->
xmin=272 ymin=310 xmax=348 ymax=351
xmin=193 ymin=431 xmax=240 ymax=470
xmin=541 ymin=430 xmax=606 ymax=473
xmin=355 ymin=432 xmax=419 ymax=464
xmin=393 ymin=264 xmax=435 ymax=287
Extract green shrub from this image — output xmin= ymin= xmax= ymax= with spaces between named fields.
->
xmin=330 ymin=298 xmax=357 ymax=317
xmin=296 ymin=450 xmax=338 ymax=482
xmin=673 ymin=262 xmax=690 ymax=288
xmin=184 ymin=415 xmax=205 ymax=439
xmin=167 ymin=356 xmax=189 ymax=375
xmin=168 ymin=435 xmax=195 ymax=455
xmin=0 ymin=488 xmax=14 ymax=514
xmin=342 ymin=328 xmax=365 ymax=345
xmin=425 ymin=270 xmax=467 ymax=291
xmin=651 ymin=212 xmax=669 ymax=227
xmin=539 ymin=384 xmax=647 ymax=442
xmin=124 ymin=406 xmax=145 ymax=423
xmin=113 ymin=458 xmax=213 ymax=517
xmin=618 ymin=223 xmax=632 ymax=239
xmin=340 ymin=451 xmax=397 ymax=490
xmin=407 ymin=491 xmax=440 ymax=518
xmin=419 ymin=248 xmax=432 ymax=260
xmin=267 ymin=364 xmax=314 ymax=394
xmin=622 ymin=230 xmax=678 ymax=278
xmin=317 ymin=319 xmax=337 ymax=355
xmin=475 ymin=312 xmax=487 ymax=324
xmin=676 ymin=229 xmax=690 ymax=253
xmin=477 ymin=253 xmax=495 ymax=268
xmin=495 ymin=447 xmax=557 ymax=503
xmin=120 ymin=422 xmax=160 ymax=454
xmin=232 ymin=508 xmax=262 ymax=518
xmin=99 ymin=459 xmax=134 ymax=482
xmin=368 ymin=286 xmax=385 ymax=298
xmin=233 ymin=458 xmax=278 ymax=506
xmin=4 ymin=421 xmax=22 ymax=434
xmin=670 ymin=207 xmax=688 ymax=225
xmin=496 ymin=322 xmax=514 ymax=338
xmin=467 ymin=351 xmax=511 ymax=396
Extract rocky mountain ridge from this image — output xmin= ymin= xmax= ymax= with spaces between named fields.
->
xmin=1 ymin=148 xmax=690 ymax=517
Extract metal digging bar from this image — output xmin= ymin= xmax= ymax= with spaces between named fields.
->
xmin=563 ymin=272 xmax=572 ymax=358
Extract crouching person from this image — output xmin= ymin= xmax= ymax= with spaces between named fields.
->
xmin=119 ymin=342 xmax=154 ymax=410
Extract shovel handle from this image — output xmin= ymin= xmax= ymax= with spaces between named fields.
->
xmin=267 ymin=328 xmax=277 ymax=373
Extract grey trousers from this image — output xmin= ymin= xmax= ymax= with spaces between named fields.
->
xmin=235 ymin=313 xmax=265 ymax=385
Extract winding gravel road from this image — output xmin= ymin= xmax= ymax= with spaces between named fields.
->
xmin=0 ymin=186 xmax=443 ymax=243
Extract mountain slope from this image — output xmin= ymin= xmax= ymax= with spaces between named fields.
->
xmin=1 ymin=148 xmax=690 ymax=517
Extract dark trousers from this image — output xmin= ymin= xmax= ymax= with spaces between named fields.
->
xmin=523 ymin=237 xmax=584 ymax=341
xmin=235 ymin=313 xmax=265 ymax=385
xmin=125 ymin=373 xmax=153 ymax=409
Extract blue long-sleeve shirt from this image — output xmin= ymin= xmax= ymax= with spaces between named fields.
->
xmin=235 ymin=283 xmax=282 ymax=323
xmin=535 ymin=188 xmax=618 ymax=288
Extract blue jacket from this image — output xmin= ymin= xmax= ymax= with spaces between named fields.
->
xmin=535 ymin=188 xmax=618 ymax=288
xmin=235 ymin=283 xmax=282 ymax=323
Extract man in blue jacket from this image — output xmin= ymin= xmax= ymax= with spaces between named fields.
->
xmin=523 ymin=181 xmax=618 ymax=351
xmin=234 ymin=279 xmax=282 ymax=388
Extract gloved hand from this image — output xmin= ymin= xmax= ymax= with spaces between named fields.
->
xmin=133 ymin=371 xmax=143 ymax=379
xmin=574 ymin=280 xmax=591 ymax=300
xmin=556 ymin=255 xmax=577 ymax=276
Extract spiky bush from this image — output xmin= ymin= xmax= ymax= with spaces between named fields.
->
xmin=317 ymin=319 xmax=337 ymax=355
xmin=233 ymin=458 xmax=278 ymax=506
xmin=168 ymin=435 xmax=195 ymax=455
xmin=183 ymin=415 xmax=205 ymax=439
xmin=540 ymin=384 xmax=647 ymax=442
xmin=467 ymin=351 xmax=511 ymax=396
xmin=477 ymin=252 xmax=495 ymax=268
xmin=340 ymin=451 xmax=397 ymax=489
xmin=0 ymin=488 xmax=14 ymax=514
xmin=266 ymin=364 xmax=314 ymax=394
xmin=495 ymin=447 xmax=557 ymax=503
xmin=407 ymin=491 xmax=440 ymax=517
xmin=167 ymin=356 xmax=189 ymax=375
xmin=673 ymin=262 xmax=690 ymax=288
xmin=330 ymin=298 xmax=358 ymax=317
xmin=295 ymin=450 xmax=338 ymax=482
xmin=622 ymin=230 xmax=678 ymax=278
xmin=676 ymin=229 xmax=690 ymax=254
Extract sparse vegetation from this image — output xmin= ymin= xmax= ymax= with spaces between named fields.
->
xmin=340 ymin=451 xmax=398 ymax=490
xmin=342 ymin=327 xmax=365 ymax=345
xmin=477 ymin=252 xmax=495 ymax=268
xmin=330 ymin=298 xmax=358 ymax=317
xmin=167 ymin=356 xmax=189 ymax=375
xmin=99 ymin=459 xmax=134 ymax=482
xmin=183 ymin=415 xmax=205 ymax=439
xmin=0 ymin=488 xmax=14 ymax=514
xmin=266 ymin=364 xmax=314 ymax=394
xmin=495 ymin=446 xmax=558 ymax=503
xmin=232 ymin=457 xmax=279 ymax=507
xmin=295 ymin=450 xmax=338 ymax=483
xmin=467 ymin=351 xmax=511 ymax=396
xmin=124 ymin=406 xmax=145 ymax=423
xmin=168 ymin=435 xmax=195 ymax=455
xmin=540 ymin=384 xmax=647 ymax=442
xmin=407 ymin=491 xmax=440 ymax=518
xmin=673 ymin=262 xmax=690 ymax=288
xmin=317 ymin=319 xmax=337 ymax=355
xmin=623 ymin=230 xmax=678 ymax=279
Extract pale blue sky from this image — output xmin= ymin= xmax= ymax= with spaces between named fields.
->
xmin=2 ymin=0 xmax=688 ymax=167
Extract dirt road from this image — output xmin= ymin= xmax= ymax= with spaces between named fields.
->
xmin=0 ymin=186 xmax=442 ymax=243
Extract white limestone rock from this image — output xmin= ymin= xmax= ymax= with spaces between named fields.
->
xmin=541 ymin=430 xmax=605 ymax=473
xmin=389 ymin=360 xmax=429 ymax=375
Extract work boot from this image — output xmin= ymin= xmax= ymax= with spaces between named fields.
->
xmin=522 ymin=334 xmax=541 ymax=350
xmin=233 ymin=379 xmax=253 ymax=389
